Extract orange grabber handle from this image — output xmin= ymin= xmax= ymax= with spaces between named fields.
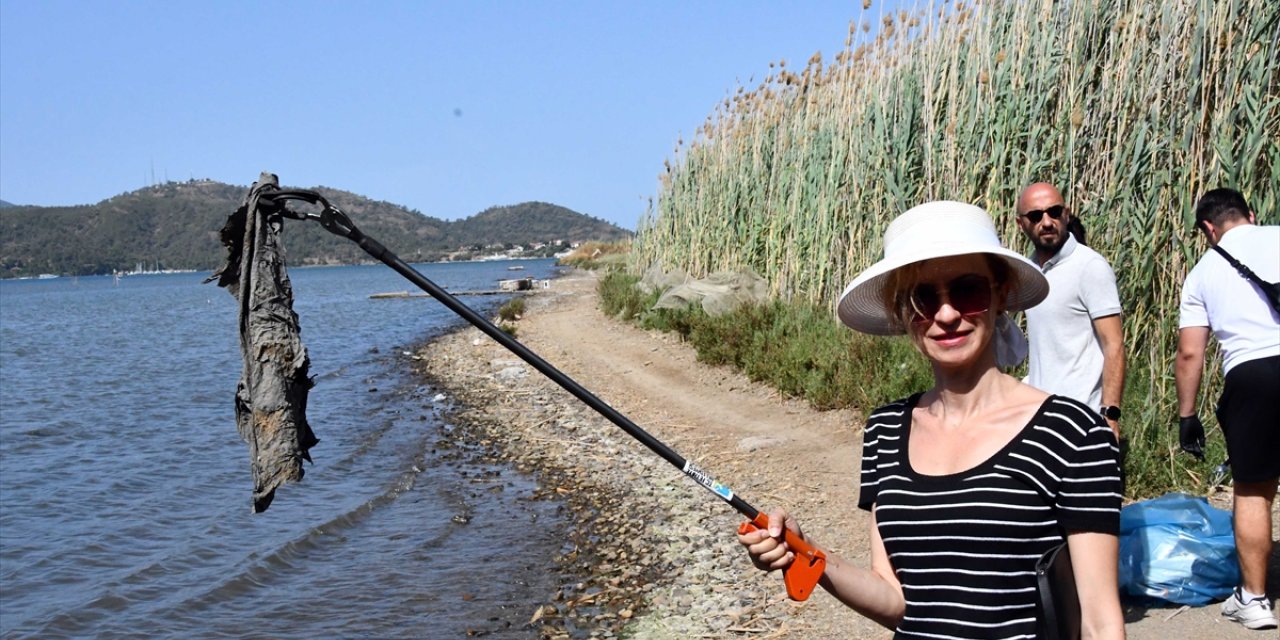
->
xmin=738 ymin=512 xmax=827 ymax=601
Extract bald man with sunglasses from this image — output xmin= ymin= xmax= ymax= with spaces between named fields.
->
xmin=1015 ymin=183 xmax=1126 ymax=439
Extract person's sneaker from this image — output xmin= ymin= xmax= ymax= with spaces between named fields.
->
xmin=1221 ymin=588 xmax=1279 ymax=630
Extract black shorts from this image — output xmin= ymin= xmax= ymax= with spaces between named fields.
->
xmin=1217 ymin=355 xmax=1280 ymax=483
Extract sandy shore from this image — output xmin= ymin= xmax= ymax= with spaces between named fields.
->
xmin=411 ymin=268 xmax=1274 ymax=639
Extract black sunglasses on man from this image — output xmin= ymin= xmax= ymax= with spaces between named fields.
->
xmin=1020 ymin=204 xmax=1066 ymax=224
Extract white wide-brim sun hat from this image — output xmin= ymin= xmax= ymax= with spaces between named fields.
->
xmin=836 ymin=200 xmax=1049 ymax=335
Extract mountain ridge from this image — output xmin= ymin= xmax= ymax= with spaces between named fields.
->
xmin=0 ymin=180 xmax=631 ymax=277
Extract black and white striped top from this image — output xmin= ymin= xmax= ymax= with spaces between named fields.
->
xmin=858 ymin=393 xmax=1121 ymax=640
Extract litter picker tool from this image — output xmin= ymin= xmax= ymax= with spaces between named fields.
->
xmin=249 ymin=178 xmax=827 ymax=601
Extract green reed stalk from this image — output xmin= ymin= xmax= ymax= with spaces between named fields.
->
xmin=630 ymin=0 xmax=1279 ymax=497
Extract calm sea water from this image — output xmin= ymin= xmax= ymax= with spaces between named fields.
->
xmin=0 ymin=259 xmax=574 ymax=639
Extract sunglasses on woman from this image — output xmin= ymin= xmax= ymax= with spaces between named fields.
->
xmin=909 ymin=274 xmax=994 ymax=324
xmin=1019 ymin=204 xmax=1065 ymax=224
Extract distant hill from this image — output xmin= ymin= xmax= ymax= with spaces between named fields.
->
xmin=0 ymin=180 xmax=632 ymax=278
xmin=447 ymin=202 xmax=625 ymax=248
xmin=0 ymin=200 xmax=15 ymax=208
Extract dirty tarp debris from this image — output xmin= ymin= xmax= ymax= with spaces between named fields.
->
xmin=206 ymin=172 xmax=318 ymax=513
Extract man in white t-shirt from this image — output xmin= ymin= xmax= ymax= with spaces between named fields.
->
xmin=1015 ymin=183 xmax=1126 ymax=438
xmin=1176 ymin=187 xmax=1279 ymax=631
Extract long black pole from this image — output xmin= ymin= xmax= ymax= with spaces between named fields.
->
xmin=337 ymin=216 xmax=759 ymax=515
xmin=289 ymin=193 xmax=825 ymax=600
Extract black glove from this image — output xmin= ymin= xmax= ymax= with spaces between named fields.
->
xmin=1178 ymin=415 xmax=1206 ymax=461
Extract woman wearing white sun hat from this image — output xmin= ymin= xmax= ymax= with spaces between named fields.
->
xmin=739 ymin=201 xmax=1124 ymax=639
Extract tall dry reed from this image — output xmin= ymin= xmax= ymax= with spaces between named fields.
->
xmin=632 ymin=0 xmax=1279 ymax=493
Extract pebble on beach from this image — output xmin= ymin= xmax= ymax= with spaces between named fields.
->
xmin=412 ymin=317 xmax=779 ymax=638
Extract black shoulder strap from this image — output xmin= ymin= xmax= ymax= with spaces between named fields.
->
xmin=1212 ymin=244 xmax=1280 ymax=316
xmin=1212 ymin=245 xmax=1270 ymax=290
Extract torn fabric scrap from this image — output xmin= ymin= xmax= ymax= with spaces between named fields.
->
xmin=207 ymin=172 xmax=318 ymax=513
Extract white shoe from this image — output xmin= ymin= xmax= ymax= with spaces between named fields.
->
xmin=1221 ymin=588 xmax=1279 ymax=630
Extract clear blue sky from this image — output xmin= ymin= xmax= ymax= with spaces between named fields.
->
xmin=1 ymin=1 xmax=897 ymax=230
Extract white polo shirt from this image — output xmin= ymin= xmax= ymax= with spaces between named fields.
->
xmin=1178 ymin=224 xmax=1280 ymax=374
xmin=1025 ymin=235 xmax=1123 ymax=408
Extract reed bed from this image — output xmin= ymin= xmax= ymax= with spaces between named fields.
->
xmin=631 ymin=0 xmax=1278 ymax=496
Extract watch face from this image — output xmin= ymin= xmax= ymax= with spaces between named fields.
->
xmin=1102 ymin=406 xmax=1121 ymax=420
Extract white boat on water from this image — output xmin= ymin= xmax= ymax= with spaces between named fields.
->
xmin=122 ymin=262 xmax=197 ymax=276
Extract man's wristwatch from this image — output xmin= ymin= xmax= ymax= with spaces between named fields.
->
xmin=1100 ymin=405 xmax=1122 ymax=420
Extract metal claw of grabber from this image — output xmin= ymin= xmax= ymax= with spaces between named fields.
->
xmin=257 ymin=188 xmax=361 ymax=242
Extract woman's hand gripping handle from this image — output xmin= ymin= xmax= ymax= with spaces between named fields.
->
xmin=738 ymin=511 xmax=827 ymax=600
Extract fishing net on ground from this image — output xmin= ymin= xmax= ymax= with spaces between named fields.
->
xmin=649 ymin=269 xmax=770 ymax=317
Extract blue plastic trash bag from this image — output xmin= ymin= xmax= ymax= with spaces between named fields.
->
xmin=1118 ymin=492 xmax=1240 ymax=605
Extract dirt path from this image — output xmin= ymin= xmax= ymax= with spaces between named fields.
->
xmin=415 ymin=268 xmax=1273 ymax=638
xmin=512 ymin=272 xmax=878 ymax=637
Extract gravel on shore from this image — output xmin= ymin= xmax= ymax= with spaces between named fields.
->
xmin=410 ymin=305 xmax=798 ymax=638
xmin=406 ymin=269 xmax=1280 ymax=640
